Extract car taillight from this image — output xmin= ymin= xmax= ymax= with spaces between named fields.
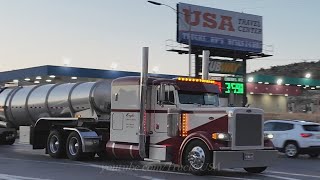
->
xmin=300 ymin=133 xmax=313 ymax=138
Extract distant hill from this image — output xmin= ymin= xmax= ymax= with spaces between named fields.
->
xmin=251 ymin=61 xmax=320 ymax=79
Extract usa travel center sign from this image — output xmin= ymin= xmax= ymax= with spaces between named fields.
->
xmin=177 ymin=3 xmax=263 ymax=53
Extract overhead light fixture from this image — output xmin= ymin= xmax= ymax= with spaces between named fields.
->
xmin=311 ymin=87 xmax=315 ymax=90
xmin=250 ymin=92 xmax=254 ymax=95
xmin=285 ymin=84 xmax=290 ymax=86
xmin=13 ymin=79 xmax=19 ymax=83
xmin=264 ymin=82 xmax=269 ymax=84
xmin=71 ymin=77 xmax=77 ymax=80
xmin=305 ymin=85 xmax=309 ymax=87
xmin=285 ymin=94 xmax=288 ymax=96
xmin=24 ymin=78 xmax=31 ymax=81
xmin=303 ymin=87 xmax=306 ymax=89
xmin=36 ymin=76 xmax=42 ymax=80
xmin=305 ymin=73 xmax=311 ymax=78
xmin=46 ymin=79 xmax=52 ymax=82
xmin=258 ymin=82 xmax=263 ymax=84
xmin=49 ymin=75 xmax=55 ymax=78
xmin=248 ymin=77 xmax=254 ymax=82
xmin=34 ymin=81 xmax=40 ymax=84
xmin=317 ymin=86 xmax=320 ymax=88
xmin=276 ymin=79 xmax=283 ymax=85
xmin=297 ymin=85 xmax=302 ymax=87
xmin=269 ymin=93 xmax=273 ymax=95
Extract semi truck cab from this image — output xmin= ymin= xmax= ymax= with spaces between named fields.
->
xmin=108 ymin=76 xmax=277 ymax=174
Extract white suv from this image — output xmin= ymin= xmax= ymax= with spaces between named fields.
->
xmin=264 ymin=120 xmax=320 ymax=158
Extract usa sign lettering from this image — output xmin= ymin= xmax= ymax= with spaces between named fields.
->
xmin=177 ymin=3 xmax=262 ymax=52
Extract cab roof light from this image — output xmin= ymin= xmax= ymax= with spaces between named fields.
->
xmin=177 ymin=77 xmax=215 ymax=84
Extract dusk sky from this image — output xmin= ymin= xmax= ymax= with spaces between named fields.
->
xmin=0 ymin=0 xmax=319 ymax=75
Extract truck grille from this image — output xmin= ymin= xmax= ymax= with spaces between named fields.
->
xmin=235 ymin=114 xmax=263 ymax=147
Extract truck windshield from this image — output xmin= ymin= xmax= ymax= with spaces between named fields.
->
xmin=178 ymin=91 xmax=219 ymax=106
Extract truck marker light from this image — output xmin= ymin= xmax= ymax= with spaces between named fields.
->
xmin=181 ymin=113 xmax=188 ymax=137
xmin=177 ymin=77 xmax=215 ymax=84
xmin=75 ymin=114 xmax=81 ymax=118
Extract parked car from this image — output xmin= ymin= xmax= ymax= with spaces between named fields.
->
xmin=264 ymin=120 xmax=320 ymax=158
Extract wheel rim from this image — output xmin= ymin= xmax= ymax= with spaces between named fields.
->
xmin=49 ymin=135 xmax=59 ymax=153
xmin=68 ymin=137 xmax=79 ymax=156
xmin=285 ymin=144 xmax=297 ymax=157
xmin=187 ymin=146 xmax=206 ymax=170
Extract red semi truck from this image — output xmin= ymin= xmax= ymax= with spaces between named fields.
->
xmin=0 ymin=48 xmax=277 ymax=175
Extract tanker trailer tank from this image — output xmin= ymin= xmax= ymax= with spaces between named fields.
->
xmin=0 ymin=80 xmax=112 ymax=129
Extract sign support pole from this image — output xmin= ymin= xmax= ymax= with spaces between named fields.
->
xmin=242 ymin=58 xmax=247 ymax=107
xmin=195 ymin=54 xmax=201 ymax=78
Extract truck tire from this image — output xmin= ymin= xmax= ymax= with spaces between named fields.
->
xmin=182 ymin=140 xmax=212 ymax=176
xmin=5 ymin=139 xmax=15 ymax=145
xmin=244 ymin=167 xmax=267 ymax=173
xmin=66 ymin=132 xmax=92 ymax=161
xmin=284 ymin=142 xmax=299 ymax=158
xmin=47 ymin=130 xmax=66 ymax=158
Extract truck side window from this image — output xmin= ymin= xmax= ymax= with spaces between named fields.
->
xmin=157 ymin=85 xmax=175 ymax=105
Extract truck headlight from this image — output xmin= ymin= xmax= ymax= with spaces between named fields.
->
xmin=264 ymin=133 xmax=274 ymax=139
xmin=212 ymin=133 xmax=231 ymax=141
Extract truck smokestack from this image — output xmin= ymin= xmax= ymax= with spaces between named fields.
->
xmin=139 ymin=47 xmax=148 ymax=158
xmin=202 ymin=50 xmax=210 ymax=79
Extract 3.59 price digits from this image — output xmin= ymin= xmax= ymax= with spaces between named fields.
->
xmin=224 ymin=82 xmax=244 ymax=94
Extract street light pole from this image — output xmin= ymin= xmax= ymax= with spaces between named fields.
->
xmin=147 ymin=1 xmax=192 ymax=77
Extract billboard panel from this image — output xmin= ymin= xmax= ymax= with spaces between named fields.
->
xmin=177 ymin=3 xmax=263 ymax=52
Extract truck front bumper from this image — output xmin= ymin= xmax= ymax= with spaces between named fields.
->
xmin=212 ymin=149 xmax=278 ymax=170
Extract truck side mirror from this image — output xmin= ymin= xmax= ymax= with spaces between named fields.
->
xmin=167 ymin=108 xmax=180 ymax=137
xmin=158 ymin=83 xmax=166 ymax=103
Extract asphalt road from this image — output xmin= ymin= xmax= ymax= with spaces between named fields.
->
xmin=0 ymin=143 xmax=319 ymax=180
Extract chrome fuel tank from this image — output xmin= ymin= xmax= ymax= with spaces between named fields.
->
xmin=0 ymin=80 xmax=111 ymax=128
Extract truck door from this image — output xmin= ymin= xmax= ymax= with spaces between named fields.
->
xmin=149 ymin=85 xmax=176 ymax=144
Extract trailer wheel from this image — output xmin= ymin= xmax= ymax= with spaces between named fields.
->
xmin=244 ymin=167 xmax=267 ymax=173
xmin=47 ymin=130 xmax=66 ymax=158
xmin=5 ymin=139 xmax=15 ymax=145
xmin=183 ymin=140 xmax=212 ymax=176
xmin=67 ymin=132 xmax=89 ymax=161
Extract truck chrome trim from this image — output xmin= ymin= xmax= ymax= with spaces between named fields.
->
xmin=111 ymin=142 xmax=117 ymax=158
xmin=129 ymin=145 xmax=134 ymax=158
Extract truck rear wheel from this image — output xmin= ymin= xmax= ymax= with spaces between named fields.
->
xmin=66 ymin=132 xmax=95 ymax=161
xmin=244 ymin=167 xmax=267 ymax=173
xmin=5 ymin=139 xmax=15 ymax=145
xmin=47 ymin=130 xmax=66 ymax=158
xmin=183 ymin=140 xmax=212 ymax=176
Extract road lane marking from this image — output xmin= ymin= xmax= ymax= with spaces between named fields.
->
xmin=210 ymin=176 xmax=259 ymax=180
xmin=260 ymin=174 xmax=301 ymax=180
xmin=268 ymin=171 xmax=320 ymax=179
xmin=139 ymin=176 xmax=165 ymax=180
xmin=0 ymin=173 xmax=50 ymax=180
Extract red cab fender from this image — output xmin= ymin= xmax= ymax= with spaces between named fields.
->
xmin=178 ymin=131 xmax=224 ymax=165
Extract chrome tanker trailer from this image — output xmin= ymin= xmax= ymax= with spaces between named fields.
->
xmin=0 ymin=80 xmax=112 ymax=145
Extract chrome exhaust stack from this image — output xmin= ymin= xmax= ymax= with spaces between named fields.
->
xmin=138 ymin=47 xmax=148 ymax=158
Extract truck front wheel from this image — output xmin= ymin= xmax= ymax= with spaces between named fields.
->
xmin=244 ymin=167 xmax=267 ymax=173
xmin=183 ymin=140 xmax=212 ymax=175
xmin=47 ymin=130 xmax=66 ymax=158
